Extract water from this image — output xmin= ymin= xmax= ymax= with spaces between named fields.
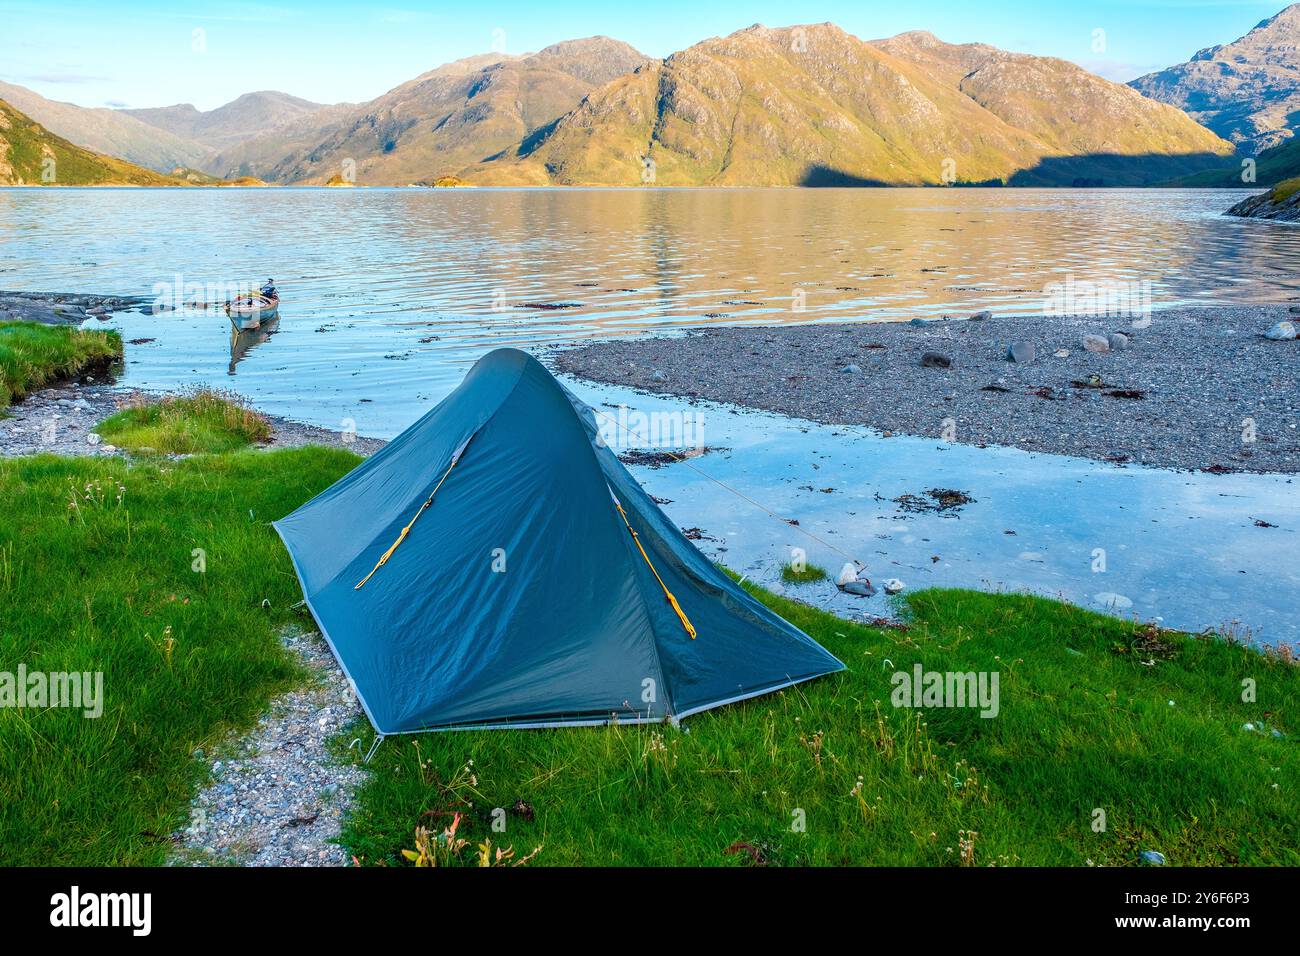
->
xmin=2 ymin=186 xmax=1297 ymax=641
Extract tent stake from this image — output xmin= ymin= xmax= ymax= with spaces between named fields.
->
xmin=364 ymin=735 xmax=385 ymax=764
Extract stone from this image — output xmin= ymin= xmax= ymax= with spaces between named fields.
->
xmin=1082 ymin=334 xmax=1110 ymax=353
xmin=650 ymin=370 xmax=667 ymax=382
xmin=920 ymin=351 xmax=952 ymax=369
xmin=839 ymin=580 xmax=877 ymax=597
xmin=839 ymin=363 xmax=862 ymax=374
xmin=1053 ymin=348 xmax=1070 ymax=358
xmin=1005 ymin=341 xmax=1035 ymax=363
xmin=86 ymin=433 xmax=102 ymax=446
xmin=969 ymin=309 xmax=992 ymax=321
xmin=882 ymin=578 xmax=905 ymax=594
xmin=1140 ymin=850 xmax=1167 ymax=866
xmin=1108 ymin=332 xmax=1129 ymax=351
xmin=1263 ymin=321 xmax=1296 ymax=341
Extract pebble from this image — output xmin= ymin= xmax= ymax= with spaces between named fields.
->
xmin=1082 ymin=334 xmax=1110 ymax=353
xmin=1005 ymin=341 xmax=1034 ymax=363
xmin=1140 ymin=850 xmax=1167 ymax=866
xmin=1053 ymin=349 xmax=1070 ymax=358
xmin=1107 ymin=333 xmax=1129 ymax=351
xmin=920 ymin=351 xmax=952 ymax=369
xmin=840 ymin=363 xmax=862 ymax=374
xmin=1264 ymin=321 xmax=1296 ymax=341
xmin=970 ymin=310 xmax=992 ymax=321
xmin=882 ymin=578 xmax=905 ymax=594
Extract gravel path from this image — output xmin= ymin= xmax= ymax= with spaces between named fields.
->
xmin=173 ymin=629 xmax=366 ymax=867
xmin=0 ymin=384 xmax=388 ymax=458
xmin=552 ymin=306 xmax=1300 ymax=474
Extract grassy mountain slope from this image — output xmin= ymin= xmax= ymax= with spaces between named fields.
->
xmin=0 ymin=99 xmax=186 ymax=186
xmin=1166 ymin=136 xmax=1300 ymax=187
xmin=0 ymin=81 xmax=208 ymax=172
xmin=214 ymin=39 xmax=650 ymax=185
xmin=498 ymin=25 xmax=1233 ymax=187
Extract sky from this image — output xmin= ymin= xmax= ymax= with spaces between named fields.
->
xmin=0 ymin=0 xmax=1290 ymax=111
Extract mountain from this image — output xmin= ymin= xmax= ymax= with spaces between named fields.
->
xmin=486 ymin=25 xmax=1233 ymax=187
xmin=205 ymin=38 xmax=651 ymax=184
xmin=124 ymin=91 xmax=328 ymax=152
xmin=0 ymin=98 xmax=185 ymax=185
xmin=0 ymin=80 xmax=208 ymax=171
xmin=1130 ymin=4 xmax=1300 ymax=154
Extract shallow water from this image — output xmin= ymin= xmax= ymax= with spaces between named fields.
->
xmin=2 ymin=186 xmax=1296 ymax=641
xmin=571 ymin=381 xmax=1299 ymax=645
xmin=3 ymin=187 xmax=1299 ymax=434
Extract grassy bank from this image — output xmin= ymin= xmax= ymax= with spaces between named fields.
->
xmin=0 ymin=447 xmax=358 ymax=865
xmin=0 ymin=321 xmax=121 ymax=410
xmin=98 ymin=389 xmax=271 ymax=454
xmin=338 ymin=589 xmax=1298 ymax=867
xmin=1 ymin=441 xmax=1295 ymax=866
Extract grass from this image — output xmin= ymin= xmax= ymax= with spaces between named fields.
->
xmin=0 ymin=447 xmax=358 ymax=865
xmin=780 ymin=560 xmax=828 ymax=584
xmin=97 ymin=389 xmax=271 ymax=454
xmin=1 ymin=442 xmax=1296 ymax=867
xmin=0 ymin=321 xmax=121 ymax=410
xmin=338 ymin=589 xmax=1298 ymax=867
xmin=1269 ymin=176 xmax=1300 ymax=204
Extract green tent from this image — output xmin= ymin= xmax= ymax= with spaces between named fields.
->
xmin=275 ymin=348 xmax=844 ymax=734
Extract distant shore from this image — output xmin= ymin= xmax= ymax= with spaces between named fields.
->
xmin=553 ymin=306 xmax=1300 ymax=474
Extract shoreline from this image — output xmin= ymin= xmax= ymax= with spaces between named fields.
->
xmin=0 ymin=382 xmax=387 ymax=459
xmin=552 ymin=305 xmax=1300 ymax=475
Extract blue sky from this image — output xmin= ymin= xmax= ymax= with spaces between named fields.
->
xmin=0 ymin=0 xmax=1289 ymax=111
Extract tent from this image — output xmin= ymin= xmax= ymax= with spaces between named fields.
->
xmin=274 ymin=348 xmax=844 ymax=735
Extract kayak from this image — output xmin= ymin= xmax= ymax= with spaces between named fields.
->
xmin=226 ymin=294 xmax=279 ymax=330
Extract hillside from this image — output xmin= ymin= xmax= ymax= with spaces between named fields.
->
xmin=0 ymin=80 xmax=208 ymax=171
xmin=1166 ymin=136 xmax=1300 ymax=187
xmin=1131 ymin=4 xmax=1300 ymax=154
xmin=0 ymin=98 xmax=186 ymax=186
xmin=489 ymin=25 xmax=1233 ymax=187
xmin=124 ymin=91 xmax=328 ymax=152
xmin=210 ymin=39 xmax=650 ymax=185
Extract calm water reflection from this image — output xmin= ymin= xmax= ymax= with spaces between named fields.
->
xmin=1 ymin=187 xmax=1297 ymax=434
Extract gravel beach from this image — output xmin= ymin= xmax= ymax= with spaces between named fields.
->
xmin=553 ymin=306 xmax=1300 ymax=474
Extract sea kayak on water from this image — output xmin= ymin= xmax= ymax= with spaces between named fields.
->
xmin=225 ymin=293 xmax=279 ymax=330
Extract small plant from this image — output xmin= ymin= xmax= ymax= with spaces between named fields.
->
xmin=97 ymin=388 xmax=271 ymax=454
xmin=781 ymin=561 xmax=828 ymax=584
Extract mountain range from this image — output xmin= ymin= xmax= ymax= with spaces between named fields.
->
xmin=8 ymin=10 xmax=1300 ymax=187
xmin=1131 ymin=3 xmax=1300 ymax=155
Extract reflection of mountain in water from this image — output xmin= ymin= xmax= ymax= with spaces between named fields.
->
xmin=228 ymin=316 xmax=280 ymax=375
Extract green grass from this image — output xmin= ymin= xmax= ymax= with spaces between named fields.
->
xmin=780 ymin=561 xmax=828 ymax=584
xmin=97 ymin=389 xmax=272 ymax=454
xmin=0 ymin=447 xmax=358 ymax=865
xmin=2 ymin=443 xmax=1296 ymax=867
xmin=1269 ymin=176 xmax=1300 ymax=204
xmin=338 ymin=589 xmax=1298 ymax=867
xmin=0 ymin=321 xmax=121 ymax=410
